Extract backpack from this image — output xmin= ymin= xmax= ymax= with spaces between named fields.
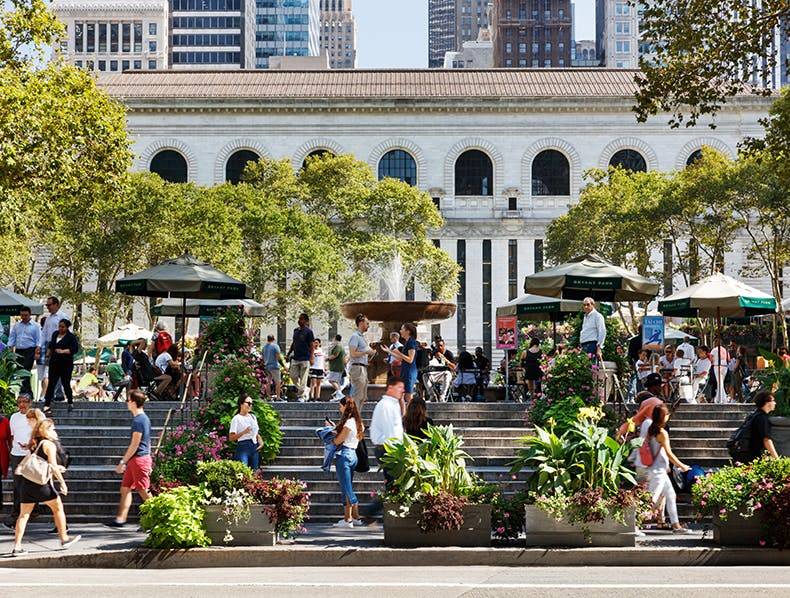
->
xmin=56 ymin=441 xmax=71 ymax=470
xmin=727 ymin=410 xmax=759 ymax=462
xmin=415 ymin=347 xmax=430 ymax=371
xmin=639 ymin=436 xmax=659 ymax=467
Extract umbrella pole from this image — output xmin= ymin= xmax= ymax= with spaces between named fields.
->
xmin=181 ymin=297 xmax=187 ymax=367
xmin=553 ymin=321 xmax=557 ymax=346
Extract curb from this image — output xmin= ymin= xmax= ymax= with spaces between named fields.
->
xmin=3 ymin=545 xmax=790 ymax=569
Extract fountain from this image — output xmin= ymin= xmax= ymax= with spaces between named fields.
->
xmin=341 ymin=255 xmax=456 ymax=383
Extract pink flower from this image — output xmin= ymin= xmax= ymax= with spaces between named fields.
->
xmin=496 ymin=527 xmax=506 ymax=534
xmin=754 ymin=502 xmax=762 ymax=510
xmin=759 ymin=539 xmax=767 ymax=547
xmin=719 ymin=508 xmax=726 ymax=515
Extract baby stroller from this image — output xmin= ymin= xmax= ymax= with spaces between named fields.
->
xmin=132 ymin=351 xmax=162 ymax=401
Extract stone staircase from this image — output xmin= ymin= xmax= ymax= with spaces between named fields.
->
xmin=1 ymin=401 xmax=175 ymax=524
xmin=1 ymin=398 xmax=752 ymax=526
xmin=264 ymin=402 xmax=532 ymax=525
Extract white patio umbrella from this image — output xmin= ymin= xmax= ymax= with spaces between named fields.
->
xmin=97 ymin=323 xmax=153 ymax=346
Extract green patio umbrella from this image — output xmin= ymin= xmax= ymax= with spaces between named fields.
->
xmin=523 ymin=254 xmax=660 ymax=302
xmin=116 ymin=254 xmax=248 ymax=362
xmin=658 ymin=273 xmax=777 ymax=345
xmin=0 ymin=289 xmax=43 ymax=316
xmin=152 ymin=298 xmax=265 ymax=318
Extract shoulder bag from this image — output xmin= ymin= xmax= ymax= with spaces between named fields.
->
xmin=639 ymin=435 xmax=660 ymax=467
xmin=355 ymin=437 xmax=370 ymax=473
xmin=15 ymin=441 xmax=54 ymax=486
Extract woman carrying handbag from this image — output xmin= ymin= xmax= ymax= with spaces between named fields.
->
xmin=10 ymin=418 xmax=81 ymax=556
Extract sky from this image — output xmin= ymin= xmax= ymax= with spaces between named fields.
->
xmin=354 ymin=0 xmax=597 ymax=68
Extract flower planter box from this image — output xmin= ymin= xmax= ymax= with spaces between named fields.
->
xmin=524 ymin=505 xmax=636 ymax=547
xmin=203 ymin=503 xmax=276 ymax=546
xmin=713 ymin=511 xmax=766 ymax=546
xmin=383 ymin=503 xmax=492 ymax=548
xmin=769 ymin=416 xmax=790 ymax=457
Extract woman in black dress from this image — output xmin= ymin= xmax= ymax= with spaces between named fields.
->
xmin=44 ymin=318 xmax=79 ymax=415
xmin=403 ymin=397 xmax=434 ymax=440
xmin=522 ymin=337 xmax=543 ymax=397
xmin=11 ymin=418 xmax=80 ymax=556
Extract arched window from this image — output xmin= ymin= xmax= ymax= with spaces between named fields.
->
xmin=455 ymin=149 xmax=493 ymax=196
xmin=378 ymin=149 xmax=417 ymax=186
xmin=609 ymin=149 xmax=647 ymax=173
xmin=150 ymin=149 xmax=188 ymax=183
xmin=531 ymin=149 xmax=570 ymax=196
xmin=225 ymin=149 xmax=259 ymax=184
xmin=686 ymin=149 xmax=703 ymax=167
xmin=301 ymin=149 xmax=334 ymax=169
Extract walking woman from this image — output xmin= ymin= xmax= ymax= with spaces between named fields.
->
xmin=522 ymin=337 xmax=543 ymax=397
xmin=229 ymin=395 xmax=263 ymax=470
xmin=43 ymin=319 xmax=79 ymax=415
xmin=383 ymin=323 xmax=418 ymax=404
xmin=644 ymin=404 xmax=690 ymax=534
xmin=11 ymin=418 xmax=81 ymax=556
xmin=333 ymin=396 xmax=364 ymax=528
xmin=403 ymin=397 xmax=433 ymax=440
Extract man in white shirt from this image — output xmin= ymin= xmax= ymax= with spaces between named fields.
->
xmin=580 ymin=297 xmax=606 ymax=361
xmin=39 ymin=296 xmax=69 ymax=399
xmin=369 ymin=376 xmax=405 ymax=488
xmin=5 ymin=395 xmax=33 ymax=527
xmin=348 ymin=314 xmax=377 ymax=410
xmin=677 ymin=337 xmax=696 ymax=366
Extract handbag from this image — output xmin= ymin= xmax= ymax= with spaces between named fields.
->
xmin=355 ymin=438 xmax=370 ymax=473
xmin=15 ymin=442 xmax=54 ymax=486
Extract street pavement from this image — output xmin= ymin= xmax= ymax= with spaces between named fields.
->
xmin=2 ymin=566 xmax=790 ymax=597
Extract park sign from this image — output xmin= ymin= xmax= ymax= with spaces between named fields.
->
xmin=496 ymin=315 xmax=518 ymax=350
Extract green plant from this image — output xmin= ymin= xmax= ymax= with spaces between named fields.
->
xmin=755 ymin=349 xmax=790 ymax=417
xmin=151 ymin=421 xmax=227 ymax=490
xmin=198 ymin=309 xmax=250 ymax=361
xmin=511 ymin=407 xmax=644 ymax=537
xmin=418 ymin=490 xmax=467 ymax=533
xmin=693 ymin=457 xmax=790 ymax=548
xmin=139 ymin=485 xmax=210 ymax=548
xmin=381 ymin=424 xmax=477 ymax=504
xmin=542 ymin=395 xmax=586 ymax=433
xmin=244 ymin=475 xmax=310 ymax=537
xmin=196 ymin=459 xmax=255 ymax=498
xmin=0 ymin=349 xmax=30 ymax=415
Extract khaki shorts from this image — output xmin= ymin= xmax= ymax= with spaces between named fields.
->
xmin=266 ymin=368 xmax=281 ymax=384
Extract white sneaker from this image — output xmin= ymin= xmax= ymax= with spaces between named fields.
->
xmin=334 ymin=519 xmax=353 ymax=528
xmin=297 ymin=396 xmax=308 ymax=403
xmin=352 ymin=519 xmax=364 ymax=527
xmin=330 ymin=392 xmax=343 ymax=403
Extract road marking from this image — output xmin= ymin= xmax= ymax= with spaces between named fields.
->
xmin=1 ymin=583 xmax=790 ymax=589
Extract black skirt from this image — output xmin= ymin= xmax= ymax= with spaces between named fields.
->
xmin=19 ymin=476 xmax=59 ymax=504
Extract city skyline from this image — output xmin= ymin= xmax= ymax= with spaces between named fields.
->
xmin=355 ymin=0 xmax=596 ymax=68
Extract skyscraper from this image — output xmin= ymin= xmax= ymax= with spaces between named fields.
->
xmin=492 ymin=0 xmax=572 ymax=68
xmin=320 ymin=0 xmax=357 ymax=68
xmin=255 ymin=0 xmax=320 ymax=69
xmin=595 ymin=0 xmax=639 ymax=68
xmin=429 ymin=0 xmax=490 ymax=68
xmin=170 ymin=0 xmax=252 ymax=69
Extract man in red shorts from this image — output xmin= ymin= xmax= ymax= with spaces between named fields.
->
xmin=104 ymin=389 xmax=151 ymax=528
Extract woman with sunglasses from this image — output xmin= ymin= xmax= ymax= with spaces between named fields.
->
xmin=333 ymin=396 xmax=364 ymax=528
xmin=229 ymin=395 xmax=263 ymax=470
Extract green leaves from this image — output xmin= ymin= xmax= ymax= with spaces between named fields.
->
xmin=139 ymin=485 xmax=210 ymax=549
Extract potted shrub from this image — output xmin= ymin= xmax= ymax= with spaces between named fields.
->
xmin=197 ymin=460 xmax=277 ymax=546
xmin=693 ymin=457 xmax=790 ymax=547
xmin=379 ymin=425 xmax=492 ymax=548
xmin=511 ymin=406 xmax=648 ymax=547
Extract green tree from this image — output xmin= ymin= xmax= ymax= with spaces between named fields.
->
xmin=635 ymin=0 xmax=788 ymax=127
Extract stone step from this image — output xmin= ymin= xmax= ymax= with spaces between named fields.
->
xmin=275 ymin=446 xmax=520 ymax=458
xmin=662 ymin=427 xmax=736 ymax=438
xmin=270 ymin=455 xmax=516 ymax=468
xmin=54 ymin=426 xmax=166 ymax=438
xmin=45 ymin=417 xmax=172 ymax=427
xmin=661 ymin=419 xmax=742 ymax=428
xmin=46 ymin=401 xmax=182 ymax=410
xmin=279 ymin=426 xmax=529 ymax=437
xmin=669 ymin=411 xmax=750 ymax=421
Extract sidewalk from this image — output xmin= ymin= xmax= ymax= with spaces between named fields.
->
xmin=3 ymin=522 xmax=790 ymax=569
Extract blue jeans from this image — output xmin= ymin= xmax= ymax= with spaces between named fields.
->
xmin=336 ymin=446 xmax=358 ymax=506
xmin=581 ymin=341 xmax=599 ymax=360
xmin=234 ymin=439 xmax=260 ymax=470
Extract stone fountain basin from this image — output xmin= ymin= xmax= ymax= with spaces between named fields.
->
xmin=340 ymin=301 xmax=456 ymax=325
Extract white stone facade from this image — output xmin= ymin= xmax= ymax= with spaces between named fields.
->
xmin=106 ymin=73 xmax=776 ymax=355
xmin=51 ymin=0 xmax=168 ymax=73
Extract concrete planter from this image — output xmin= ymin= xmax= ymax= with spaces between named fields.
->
xmin=769 ymin=416 xmax=790 ymax=457
xmin=713 ymin=511 xmax=766 ymax=546
xmin=203 ymin=503 xmax=276 ymax=546
xmin=383 ymin=502 xmax=492 ymax=548
xmin=524 ymin=505 xmax=636 ymax=547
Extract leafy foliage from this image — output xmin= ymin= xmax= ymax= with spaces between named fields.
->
xmin=244 ymin=476 xmax=310 ymax=537
xmin=139 ymin=485 xmax=210 ymax=549
xmin=754 ymin=349 xmax=790 ymax=417
xmin=634 ymin=0 xmax=785 ymax=128
xmin=418 ymin=490 xmax=468 ymax=533
xmin=0 ymin=348 xmax=29 ymax=416
xmin=151 ymin=421 xmax=227 ymax=491
xmin=511 ymin=408 xmax=645 ymax=533
xmin=196 ymin=459 xmax=255 ymax=498
xmin=197 ymin=309 xmax=250 ymax=362
xmin=693 ymin=457 xmax=790 ymax=547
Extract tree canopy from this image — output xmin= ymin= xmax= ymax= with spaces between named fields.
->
xmin=635 ymin=0 xmax=789 ymax=127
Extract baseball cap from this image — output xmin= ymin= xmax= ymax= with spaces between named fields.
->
xmin=644 ymin=373 xmax=663 ymax=388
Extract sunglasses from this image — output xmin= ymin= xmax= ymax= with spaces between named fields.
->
xmin=244 ymin=401 xmax=253 ymax=406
